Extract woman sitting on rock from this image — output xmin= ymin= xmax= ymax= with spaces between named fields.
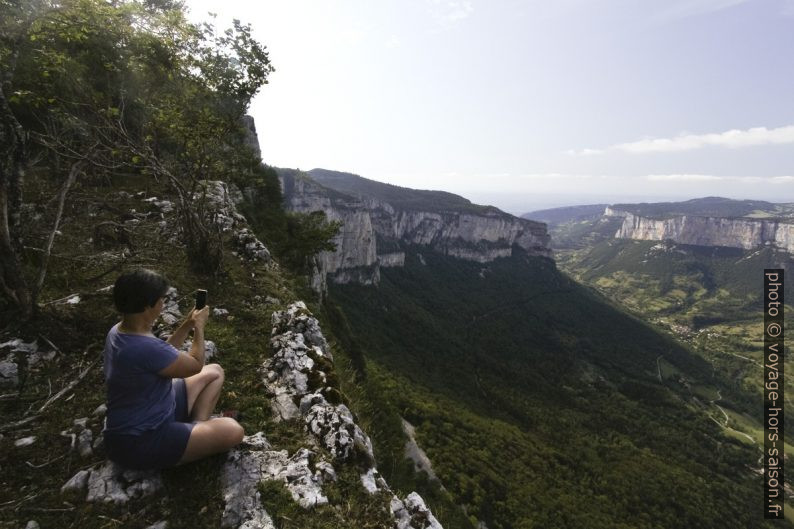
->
xmin=101 ymin=268 xmax=244 ymax=470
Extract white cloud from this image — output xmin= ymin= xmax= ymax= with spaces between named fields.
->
xmin=427 ymin=0 xmax=474 ymax=24
xmin=564 ymin=147 xmax=603 ymax=156
xmin=645 ymin=174 xmax=724 ymax=181
xmin=568 ymin=125 xmax=794 ymax=155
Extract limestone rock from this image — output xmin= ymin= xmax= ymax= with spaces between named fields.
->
xmin=270 ymin=302 xmax=330 ymax=357
xmin=303 ymin=395 xmax=374 ymax=463
xmin=61 ymin=470 xmax=90 ymax=494
xmin=234 ymin=227 xmax=271 ymax=263
xmin=142 ymin=196 xmax=174 ymax=213
xmin=0 ymin=357 xmax=18 ymax=387
xmin=189 ymin=180 xmax=271 ymax=265
xmin=158 ymin=287 xmax=182 ymax=326
xmin=221 ymin=447 xmax=276 ymax=529
xmin=77 ymin=428 xmax=94 ymax=458
xmin=240 ymin=115 xmax=262 ymax=160
xmin=221 ymin=433 xmax=333 ymax=528
xmin=171 ymin=338 xmax=217 ymax=361
xmin=263 ymin=299 xmax=443 ymax=528
xmin=401 ymin=418 xmax=442 ymax=486
xmin=360 ymin=467 xmax=390 ymax=495
xmin=607 ymin=207 xmax=794 ymax=253
xmin=14 ymin=436 xmax=36 ymax=447
xmin=270 ymin=385 xmax=301 ymax=421
xmin=277 ymin=169 xmax=552 ymax=290
xmin=61 ymin=461 xmax=163 ymax=505
xmin=0 ymin=338 xmax=55 ymax=384
xmin=0 ymin=338 xmax=39 ymax=355
xmin=391 ymin=492 xmax=444 ymax=529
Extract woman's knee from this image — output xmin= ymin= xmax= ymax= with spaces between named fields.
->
xmin=196 ymin=363 xmax=223 ymax=384
xmin=233 ymin=424 xmax=244 ymax=445
xmin=206 ymin=363 xmax=224 ymax=381
xmin=226 ymin=418 xmax=244 ymax=446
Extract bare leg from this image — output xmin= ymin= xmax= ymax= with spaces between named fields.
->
xmin=177 ymin=417 xmax=245 ymax=464
xmin=184 ymin=363 xmax=224 ymax=421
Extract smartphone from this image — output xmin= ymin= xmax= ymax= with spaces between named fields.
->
xmin=195 ymin=289 xmax=207 ymax=310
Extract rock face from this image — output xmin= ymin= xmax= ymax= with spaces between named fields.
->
xmin=606 ymin=207 xmax=794 ymax=252
xmin=241 ymin=115 xmax=262 ymax=160
xmin=247 ymin=301 xmax=444 ymax=529
xmin=277 ymin=170 xmax=552 ymax=291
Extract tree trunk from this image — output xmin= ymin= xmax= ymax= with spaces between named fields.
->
xmin=0 ymin=80 xmax=33 ymax=320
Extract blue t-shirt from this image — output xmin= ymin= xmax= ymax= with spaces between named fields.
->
xmin=103 ymin=322 xmax=180 ymax=435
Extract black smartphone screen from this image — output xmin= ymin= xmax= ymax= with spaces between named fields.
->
xmin=195 ymin=289 xmax=207 ymax=310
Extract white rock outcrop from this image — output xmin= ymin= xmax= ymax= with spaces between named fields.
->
xmin=221 ymin=433 xmax=336 ymax=528
xmin=62 ymin=461 xmax=163 ymax=505
xmin=261 ymin=301 xmax=444 ymax=529
xmin=606 ymin=207 xmax=794 ymax=253
xmin=0 ymin=338 xmax=56 ymax=388
xmin=391 ymin=492 xmax=444 ymax=529
xmin=151 ymin=179 xmax=272 ymax=264
xmin=277 ymin=170 xmax=551 ymax=293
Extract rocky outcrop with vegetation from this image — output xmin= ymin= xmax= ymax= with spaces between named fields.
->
xmin=277 ymin=169 xmax=552 ymax=292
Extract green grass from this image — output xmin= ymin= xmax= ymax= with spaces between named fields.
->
xmin=0 ymin=170 xmax=428 ymax=528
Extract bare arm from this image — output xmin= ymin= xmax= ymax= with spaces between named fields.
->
xmin=159 ymin=306 xmax=210 ymax=378
xmin=166 ymin=310 xmax=195 ymax=349
xmin=189 ymin=325 xmax=206 ymax=367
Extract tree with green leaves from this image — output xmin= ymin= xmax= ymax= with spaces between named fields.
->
xmin=282 ymin=210 xmax=343 ymax=273
xmin=0 ymin=0 xmax=275 ymax=319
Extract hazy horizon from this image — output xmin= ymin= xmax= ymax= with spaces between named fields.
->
xmin=184 ymin=0 xmax=794 ymax=214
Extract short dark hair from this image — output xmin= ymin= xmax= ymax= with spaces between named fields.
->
xmin=113 ymin=268 xmax=170 ymax=314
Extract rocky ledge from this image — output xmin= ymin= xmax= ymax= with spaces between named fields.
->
xmin=239 ymin=301 xmax=444 ymax=529
xmin=58 ymin=301 xmax=443 ymax=528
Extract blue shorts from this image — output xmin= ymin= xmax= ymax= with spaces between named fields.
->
xmin=104 ymin=378 xmax=195 ymax=470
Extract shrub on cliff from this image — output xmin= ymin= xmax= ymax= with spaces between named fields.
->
xmin=0 ymin=0 xmax=274 ymax=318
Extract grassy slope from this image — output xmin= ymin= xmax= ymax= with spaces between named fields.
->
xmin=0 ymin=172 xmax=456 ymax=528
xmin=557 ymin=236 xmax=794 ymax=419
xmin=329 ymin=247 xmax=790 ymax=529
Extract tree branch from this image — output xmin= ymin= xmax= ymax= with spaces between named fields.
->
xmin=34 ymin=159 xmax=84 ymax=298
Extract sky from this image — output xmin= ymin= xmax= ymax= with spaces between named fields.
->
xmin=184 ymin=0 xmax=794 ymax=215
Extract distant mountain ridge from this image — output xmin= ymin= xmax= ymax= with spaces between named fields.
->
xmin=522 ymin=203 xmax=608 ymax=225
xmin=607 ymin=196 xmax=794 ymax=221
xmin=275 ymin=168 xmax=552 ymax=293
xmin=307 ymin=168 xmax=508 ymax=216
xmin=526 ymin=196 xmax=794 ymax=253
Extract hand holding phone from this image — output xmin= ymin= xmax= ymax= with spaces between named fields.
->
xmin=195 ymin=289 xmax=207 ymax=310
